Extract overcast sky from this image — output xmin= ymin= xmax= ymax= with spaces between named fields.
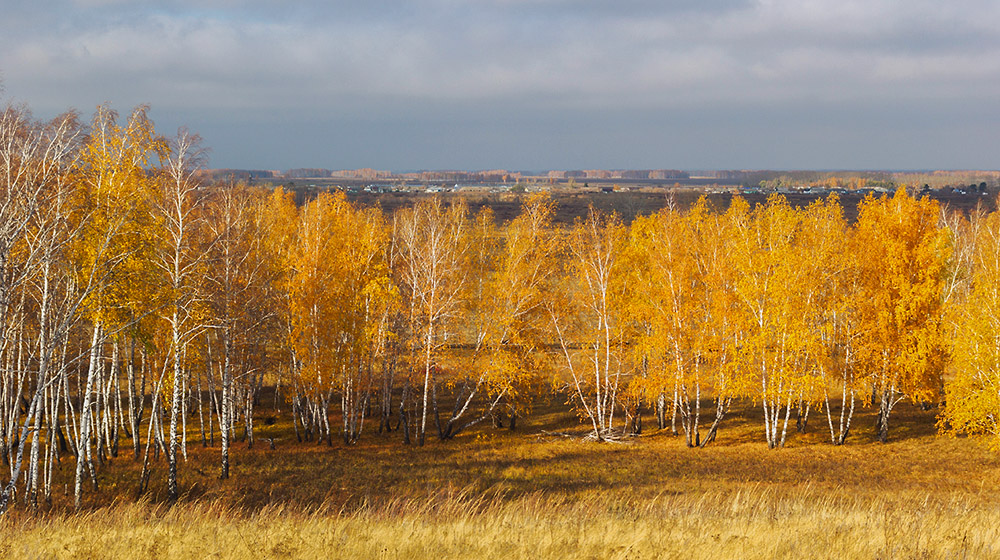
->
xmin=2 ymin=0 xmax=999 ymax=171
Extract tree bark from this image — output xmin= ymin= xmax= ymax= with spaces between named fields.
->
xmin=74 ymin=323 xmax=102 ymax=510
xmin=167 ymin=310 xmax=183 ymax=504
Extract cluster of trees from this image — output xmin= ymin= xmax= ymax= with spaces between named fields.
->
xmin=0 ymin=102 xmax=563 ymax=515
xmin=0 ymin=104 xmax=244 ymax=513
xmin=626 ymin=194 xmax=949 ymax=448
xmin=2 ymin=101 xmax=1000 ymax=516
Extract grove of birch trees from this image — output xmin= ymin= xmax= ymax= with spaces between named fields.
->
xmin=2 ymin=100 xmax=1000 ymax=516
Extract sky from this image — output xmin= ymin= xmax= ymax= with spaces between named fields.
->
xmin=2 ymin=0 xmax=999 ymax=171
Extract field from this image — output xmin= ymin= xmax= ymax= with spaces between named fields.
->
xmin=342 ymin=188 xmax=996 ymax=225
xmin=5 ymin=396 xmax=1000 ymax=559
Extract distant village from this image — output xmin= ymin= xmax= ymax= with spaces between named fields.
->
xmin=194 ymin=167 xmax=1000 ymax=198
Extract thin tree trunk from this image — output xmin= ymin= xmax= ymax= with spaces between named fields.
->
xmin=74 ymin=323 xmax=102 ymax=510
xmin=418 ymin=324 xmax=433 ymax=446
xmin=219 ymin=333 xmax=232 ymax=479
xmin=0 ymin=389 xmax=43 ymax=516
xmin=167 ymin=311 xmax=183 ymax=504
xmin=656 ymin=392 xmax=666 ymax=430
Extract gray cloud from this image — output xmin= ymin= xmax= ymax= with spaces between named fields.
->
xmin=2 ymin=0 xmax=999 ymax=169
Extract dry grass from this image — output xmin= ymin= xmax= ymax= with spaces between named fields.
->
xmin=4 ymin=487 xmax=999 ymax=559
xmin=10 ymin=399 xmax=1000 ymax=558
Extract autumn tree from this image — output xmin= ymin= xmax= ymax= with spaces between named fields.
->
xmin=287 ymin=192 xmax=394 ymax=445
xmin=72 ymin=105 xmax=165 ymax=509
xmin=202 ymin=182 xmax=275 ymax=477
xmin=154 ymin=128 xmax=208 ymax=503
xmin=331 ymin=204 xmax=393 ymax=445
xmin=628 ymin=197 xmax=738 ymax=447
xmin=548 ymin=207 xmax=629 ymax=441
xmin=853 ymin=188 xmax=950 ymax=443
xmin=940 ymin=204 xmax=1000 ymax=446
xmin=438 ymin=194 xmax=558 ymax=439
xmin=729 ymin=195 xmax=823 ymax=448
xmin=393 ymin=198 xmax=470 ymax=445
xmin=0 ymin=106 xmax=84 ymax=515
xmin=480 ymin=194 xmax=559 ymax=430
xmin=796 ymin=197 xmax=860 ymax=445
xmin=286 ymin=194 xmax=336 ymax=444
xmin=257 ymin=188 xmax=305 ymax=441
xmin=629 ymin=203 xmax=702 ymax=445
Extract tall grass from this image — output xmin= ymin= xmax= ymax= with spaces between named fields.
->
xmin=4 ymin=486 xmax=997 ymax=559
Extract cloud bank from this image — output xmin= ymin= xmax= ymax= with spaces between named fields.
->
xmin=3 ymin=0 xmax=999 ymax=169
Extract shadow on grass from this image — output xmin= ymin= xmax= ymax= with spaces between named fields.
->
xmin=43 ymin=390 xmax=998 ymax=517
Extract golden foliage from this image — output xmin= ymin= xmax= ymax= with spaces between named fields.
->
xmin=854 ymin=188 xmax=950 ymax=407
xmin=942 ymin=207 xmax=1000 ymax=447
xmin=288 ymin=192 xmax=394 ymax=400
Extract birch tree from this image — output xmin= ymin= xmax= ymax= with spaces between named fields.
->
xmin=0 ymin=107 xmax=85 ymax=515
xmin=798 ymin=197 xmax=860 ymax=445
xmin=853 ymin=188 xmax=950 ymax=443
xmin=729 ymin=195 xmax=817 ymax=449
xmin=288 ymin=192 xmax=394 ymax=445
xmin=393 ymin=198 xmax=470 ymax=446
xmin=71 ymin=105 xmax=164 ymax=509
xmin=439 ymin=194 xmax=558 ymax=438
xmin=203 ymin=182 xmax=274 ymax=477
xmin=548 ymin=207 xmax=629 ymax=441
xmin=154 ymin=128 xmax=208 ymax=503
xmin=629 ymin=198 xmax=733 ymax=447
xmin=940 ymin=205 xmax=1000 ymax=446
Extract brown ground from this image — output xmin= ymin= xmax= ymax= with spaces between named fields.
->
xmin=40 ymin=393 xmax=999 ymax=515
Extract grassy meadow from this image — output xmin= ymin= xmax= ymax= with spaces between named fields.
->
xmin=3 ymin=398 xmax=1000 ymax=558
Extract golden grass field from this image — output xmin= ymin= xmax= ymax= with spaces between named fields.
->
xmin=4 ymin=399 xmax=1000 ymax=559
